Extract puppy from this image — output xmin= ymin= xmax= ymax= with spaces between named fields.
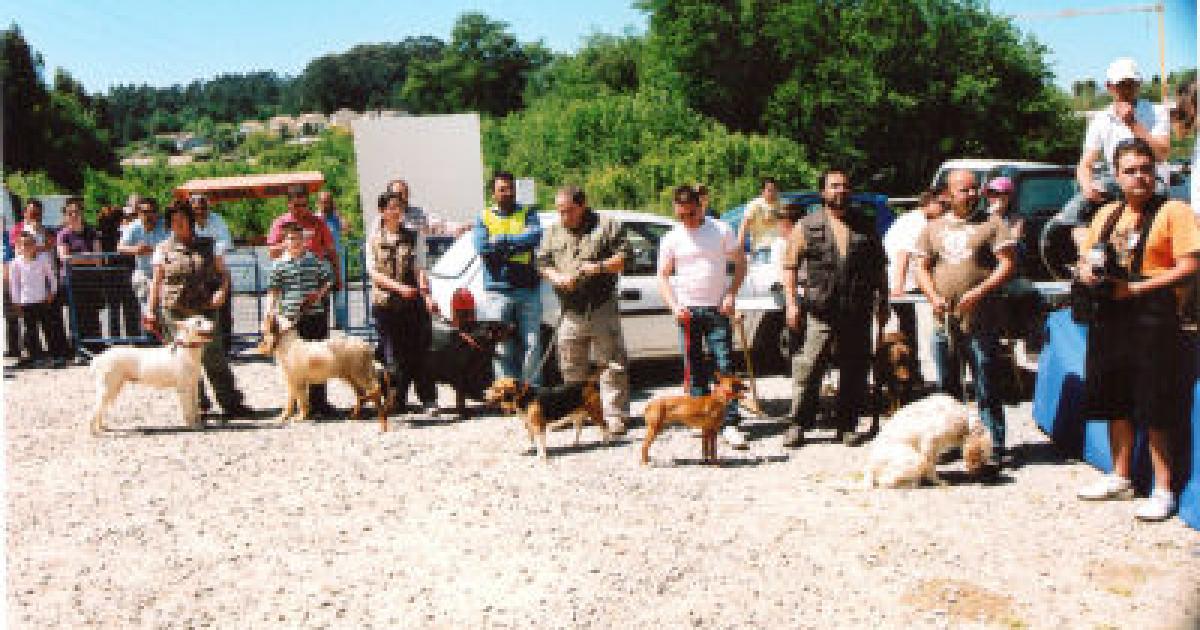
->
xmin=862 ymin=393 xmax=992 ymax=488
xmin=89 ymin=315 xmax=214 ymax=434
xmin=641 ymin=374 xmax=748 ymax=465
xmin=875 ymin=331 xmax=917 ymax=416
xmin=255 ymin=312 xmax=389 ymax=430
xmin=425 ymin=320 xmax=514 ymax=418
xmin=484 ymin=364 xmax=609 ymax=460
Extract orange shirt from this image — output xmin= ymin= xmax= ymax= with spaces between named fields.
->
xmin=1082 ymin=199 xmax=1200 ymax=278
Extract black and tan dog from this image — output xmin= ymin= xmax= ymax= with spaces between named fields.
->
xmin=425 ymin=319 xmax=514 ymax=418
xmin=484 ymin=364 xmax=610 ymax=460
xmin=875 ymin=331 xmax=917 ymax=417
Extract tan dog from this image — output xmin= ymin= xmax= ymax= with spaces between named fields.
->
xmin=89 ymin=315 xmax=214 ymax=434
xmin=255 ymin=312 xmax=390 ymax=430
xmin=484 ymin=365 xmax=609 ymax=460
xmin=641 ymin=374 xmax=748 ymax=465
xmin=862 ymin=394 xmax=992 ymax=488
xmin=875 ymin=331 xmax=917 ymax=416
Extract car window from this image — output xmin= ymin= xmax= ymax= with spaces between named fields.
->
xmin=1016 ymin=175 xmax=1078 ymax=221
xmin=429 ymin=231 xmax=477 ymax=279
xmin=621 ymin=221 xmax=671 ymax=276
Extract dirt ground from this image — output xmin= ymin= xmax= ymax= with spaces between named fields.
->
xmin=5 ymin=355 xmax=1199 ymax=629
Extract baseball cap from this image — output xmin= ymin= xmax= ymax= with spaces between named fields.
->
xmin=1106 ymin=57 xmax=1142 ymax=84
xmin=985 ymin=177 xmax=1013 ymax=194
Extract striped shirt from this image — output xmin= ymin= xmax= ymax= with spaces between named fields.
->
xmin=268 ymin=251 xmax=333 ymax=319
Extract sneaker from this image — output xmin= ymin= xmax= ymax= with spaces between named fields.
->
xmin=1077 ymin=474 xmax=1134 ymax=501
xmin=608 ymin=418 xmax=628 ymax=436
xmin=722 ymin=425 xmax=748 ymax=450
xmin=1134 ymin=488 xmax=1176 ymax=522
xmin=781 ymin=424 xmax=806 ymax=448
xmin=423 ymin=405 xmax=441 ymax=418
xmin=222 ymin=403 xmax=256 ymax=419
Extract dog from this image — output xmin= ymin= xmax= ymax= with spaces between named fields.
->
xmin=861 ymin=393 xmax=992 ymax=488
xmin=424 ymin=319 xmax=514 ymax=418
xmin=483 ymin=364 xmax=609 ymax=460
xmin=641 ymin=374 xmax=748 ymax=465
xmin=875 ymin=331 xmax=917 ymax=417
xmin=255 ymin=312 xmax=389 ymax=430
xmin=89 ymin=315 xmax=214 ymax=434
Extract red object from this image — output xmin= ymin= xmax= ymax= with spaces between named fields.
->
xmin=451 ymin=288 xmax=476 ymax=312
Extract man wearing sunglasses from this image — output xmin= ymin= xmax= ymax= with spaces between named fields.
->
xmin=1060 ymin=58 xmax=1170 ymax=239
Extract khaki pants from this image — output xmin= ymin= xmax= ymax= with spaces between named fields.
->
xmin=556 ymin=299 xmax=629 ymax=423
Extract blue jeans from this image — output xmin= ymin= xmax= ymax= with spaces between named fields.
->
xmin=485 ymin=287 xmax=544 ymax=386
xmin=677 ymin=306 xmax=739 ymax=426
xmin=931 ymin=326 xmax=1005 ymax=460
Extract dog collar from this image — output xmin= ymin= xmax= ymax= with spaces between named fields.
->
xmin=172 ymin=340 xmax=208 ymax=350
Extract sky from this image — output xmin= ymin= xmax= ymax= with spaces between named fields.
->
xmin=4 ymin=0 xmax=1197 ymax=95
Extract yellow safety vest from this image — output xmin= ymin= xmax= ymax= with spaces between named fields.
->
xmin=481 ymin=205 xmax=531 ymax=264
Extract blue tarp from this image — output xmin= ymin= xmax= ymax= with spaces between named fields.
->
xmin=1032 ymin=309 xmax=1198 ymax=530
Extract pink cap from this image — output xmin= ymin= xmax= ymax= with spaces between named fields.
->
xmin=985 ymin=177 xmax=1013 ymax=194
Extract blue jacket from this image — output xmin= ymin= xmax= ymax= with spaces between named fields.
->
xmin=472 ymin=205 xmax=542 ymax=291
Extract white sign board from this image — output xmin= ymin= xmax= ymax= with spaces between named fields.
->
xmin=351 ymin=113 xmax=485 ymax=234
xmin=515 ymin=178 xmax=536 ymax=206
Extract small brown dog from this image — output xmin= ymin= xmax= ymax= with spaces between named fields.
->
xmin=641 ymin=374 xmax=748 ymax=465
xmin=875 ymin=331 xmax=917 ymax=417
xmin=484 ymin=364 xmax=609 ymax=460
xmin=255 ymin=312 xmax=390 ymax=431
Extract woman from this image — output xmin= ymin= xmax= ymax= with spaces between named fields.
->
xmin=368 ymin=191 xmax=439 ymax=416
xmin=146 ymin=201 xmax=252 ymax=420
xmin=56 ymin=197 xmax=103 ymax=353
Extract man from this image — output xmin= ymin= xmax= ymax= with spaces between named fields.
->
xmin=1075 ymin=138 xmax=1200 ymax=521
xmin=781 ymin=169 xmax=888 ymax=448
xmin=914 ymin=169 xmax=1017 ymax=475
xmin=266 ymin=186 xmax=340 ymax=416
xmin=883 ymin=187 xmax=948 ymax=377
xmin=537 ymin=186 xmax=631 ymax=434
xmin=473 ymin=171 xmax=544 ymax=386
xmin=738 ymin=177 xmax=781 ymax=255
xmin=146 ymin=202 xmax=253 ymax=420
xmin=657 ymin=185 xmax=749 ymax=449
xmin=1061 ymin=57 xmax=1171 ymax=238
xmin=189 ymin=193 xmax=236 ymax=346
xmin=117 ymin=197 xmax=170 ymax=315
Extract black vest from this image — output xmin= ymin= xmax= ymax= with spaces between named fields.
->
xmin=799 ymin=208 xmax=884 ymax=320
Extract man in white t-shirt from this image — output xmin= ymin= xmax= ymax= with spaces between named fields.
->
xmin=657 ymin=185 xmax=749 ymax=449
xmin=883 ymin=187 xmax=947 ymax=378
xmin=1061 ymin=57 xmax=1171 ymax=233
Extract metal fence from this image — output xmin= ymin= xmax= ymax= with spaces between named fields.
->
xmin=55 ymin=241 xmax=376 ymax=359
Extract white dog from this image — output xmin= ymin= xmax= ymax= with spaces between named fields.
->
xmin=89 ymin=315 xmax=214 ymax=434
xmin=862 ymin=393 xmax=992 ymax=488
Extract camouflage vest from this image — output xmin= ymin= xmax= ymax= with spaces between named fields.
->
xmin=160 ymin=235 xmax=218 ymax=314
xmin=369 ymin=226 xmax=419 ymax=310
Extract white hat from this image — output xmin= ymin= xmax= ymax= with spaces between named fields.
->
xmin=1106 ymin=57 xmax=1142 ymax=84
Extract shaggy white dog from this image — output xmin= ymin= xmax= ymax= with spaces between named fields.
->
xmin=89 ymin=315 xmax=214 ymax=434
xmin=862 ymin=393 xmax=992 ymax=488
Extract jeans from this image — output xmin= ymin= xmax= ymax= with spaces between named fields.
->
xmin=1058 ymin=175 xmax=1119 ymax=227
xmin=931 ymin=325 xmax=1005 ymax=460
xmin=484 ymin=287 xmax=544 ymax=386
xmin=677 ymin=306 xmax=739 ymax=426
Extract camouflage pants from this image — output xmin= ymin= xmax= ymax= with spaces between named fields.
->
xmin=556 ymin=299 xmax=630 ymax=422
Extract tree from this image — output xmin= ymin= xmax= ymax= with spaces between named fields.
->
xmin=525 ymin=32 xmax=645 ymax=102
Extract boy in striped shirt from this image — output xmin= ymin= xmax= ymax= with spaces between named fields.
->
xmin=268 ymin=222 xmax=336 ymax=416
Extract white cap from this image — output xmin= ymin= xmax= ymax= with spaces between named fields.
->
xmin=1106 ymin=57 xmax=1142 ymax=84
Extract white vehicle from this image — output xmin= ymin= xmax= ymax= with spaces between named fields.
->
xmin=428 ymin=210 xmax=786 ymax=369
xmin=931 ymin=158 xmax=1059 ymax=189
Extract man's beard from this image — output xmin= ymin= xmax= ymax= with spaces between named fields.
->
xmin=824 ymin=195 xmax=848 ymax=211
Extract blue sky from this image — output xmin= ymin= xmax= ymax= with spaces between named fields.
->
xmin=5 ymin=1 xmax=1196 ymax=94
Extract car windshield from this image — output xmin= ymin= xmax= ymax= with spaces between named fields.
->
xmin=430 ymin=232 xmax=477 ymax=278
xmin=1016 ymin=174 xmax=1078 ymax=220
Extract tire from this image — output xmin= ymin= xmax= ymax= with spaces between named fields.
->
xmin=750 ymin=311 xmax=787 ymax=375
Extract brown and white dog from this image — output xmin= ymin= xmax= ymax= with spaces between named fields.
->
xmin=862 ymin=393 xmax=992 ymax=488
xmin=89 ymin=315 xmax=214 ymax=434
xmin=484 ymin=364 xmax=609 ymax=460
xmin=641 ymin=374 xmax=748 ymax=465
xmin=255 ymin=312 xmax=390 ymax=430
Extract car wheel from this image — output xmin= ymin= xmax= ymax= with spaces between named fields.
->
xmin=750 ymin=311 xmax=787 ymax=375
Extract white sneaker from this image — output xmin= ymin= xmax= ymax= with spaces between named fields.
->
xmin=423 ymin=405 xmax=440 ymax=418
xmin=1077 ymin=474 xmax=1134 ymax=501
xmin=607 ymin=418 xmax=627 ymax=436
xmin=1134 ymin=488 xmax=1176 ymax=521
xmin=722 ymin=425 xmax=748 ymax=450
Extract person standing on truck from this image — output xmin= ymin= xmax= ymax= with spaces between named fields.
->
xmin=738 ymin=178 xmax=782 ymax=257
xmin=474 ymin=171 xmax=545 ymax=386
xmin=780 ymin=169 xmax=888 ymax=448
xmin=914 ymin=169 xmax=1017 ymax=476
xmin=1074 ymin=138 xmax=1200 ymax=522
xmin=657 ymin=184 xmax=749 ymax=449
xmin=537 ymin=186 xmax=632 ymax=435
xmin=1060 ymin=58 xmax=1170 ymax=240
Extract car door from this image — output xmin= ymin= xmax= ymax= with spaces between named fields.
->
xmin=616 ymin=219 xmax=679 ymax=358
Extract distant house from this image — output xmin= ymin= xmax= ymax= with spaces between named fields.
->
xmin=329 ymin=109 xmax=360 ymax=129
xmin=295 ymin=112 xmax=328 ymax=136
xmin=120 ymin=156 xmax=157 ymax=168
xmin=268 ymin=115 xmax=296 ymax=136
xmin=239 ymin=120 xmax=267 ymax=135
xmin=167 ymin=155 xmax=194 ymax=167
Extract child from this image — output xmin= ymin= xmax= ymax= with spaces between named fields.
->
xmin=267 ymin=222 xmax=336 ymax=416
xmin=8 ymin=232 xmax=60 ymax=367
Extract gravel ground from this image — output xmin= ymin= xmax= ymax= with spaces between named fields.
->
xmin=5 ymin=355 xmax=1200 ymax=629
